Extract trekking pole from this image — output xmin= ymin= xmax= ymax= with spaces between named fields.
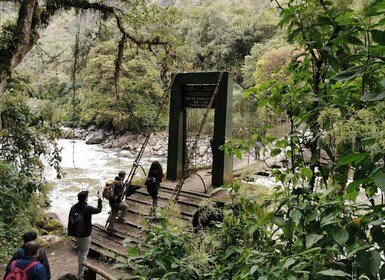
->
xmin=124 ymin=74 xmax=176 ymax=196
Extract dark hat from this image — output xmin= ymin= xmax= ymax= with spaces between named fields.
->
xmin=77 ymin=190 xmax=89 ymax=202
xmin=118 ymin=170 xmax=126 ymax=178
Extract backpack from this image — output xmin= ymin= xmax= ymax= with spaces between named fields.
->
xmin=5 ymin=260 xmax=39 ymax=280
xmin=103 ymin=180 xmax=116 ymax=200
xmin=144 ymin=176 xmax=158 ymax=190
xmin=68 ymin=209 xmax=85 ymax=237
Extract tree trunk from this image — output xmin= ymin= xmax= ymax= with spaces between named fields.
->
xmin=0 ymin=0 xmax=40 ymax=130
xmin=0 ymin=0 xmax=167 ymax=131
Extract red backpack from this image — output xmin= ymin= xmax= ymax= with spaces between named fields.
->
xmin=5 ymin=260 xmax=39 ymax=280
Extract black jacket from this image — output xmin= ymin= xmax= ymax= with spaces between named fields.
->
xmin=68 ymin=199 xmax=102 ymax=237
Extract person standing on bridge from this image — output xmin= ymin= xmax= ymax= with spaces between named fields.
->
xmin=68 ymin=190 xmax=102 ymax=280
xmin=106 ymin=170 xmax=129 ymax=233
xmin=145 ymin=161 xmax=164 ymax=210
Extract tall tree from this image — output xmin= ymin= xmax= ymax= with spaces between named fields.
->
xmin=0 ymin=0 xmax=170 ymax=130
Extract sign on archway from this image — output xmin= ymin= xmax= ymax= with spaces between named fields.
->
xmin=166 ymin=72 xmax=233 ymax=186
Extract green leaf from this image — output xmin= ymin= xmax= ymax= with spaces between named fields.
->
xmin=348 ymin=36 xmax=365 ymax=45
xmin=274 ymin=215 xmax=285 ymax=227
xmin=317 ymin=269 xmax=351 ymax=277
xmin=320 ymin=212 xmax=337 ymax=227
xmin=164 ymin=237 xmax=171 ymax=247
xmin=376 ymin=17 xmax=385 ymax=27
xmin=162 ymin=272 xmax=178 ymax=278
xmin=127 ymin=246 xmax=139 ymax=255
xmin=361 ymin=90 xmax=385 ymax=101
xmin=336 ymin=11 xmax=355 ymax=25
xmin=370 ymin=219 xmax=384 ymax=226
xmin=373 ymin=171 xmax=385 ymax=192
xmin=356 ymin=250 xmax=381 ymax=276
xmin=233 ymin=149 xmax=243 ymax=160
xmin=270 ymin=148 xmax=282 ymax=157
xmin=305 ymin=211 xmax=318 ymax=225
xmin=331 ymin=66 xmax=363 ymax=81
xmin=155 ymin=259 xmax=166 ymax=270
xmin=298 ymin=247 xmax=321 ymax=256
xmin=290 ymin=209 xmax=302 ymax=226
xmin=301 ymin=167 xmax=313 ymax=180
xmin=171 ymin=262 xmax=179 ymax=269
xmin=346 ymin=179 xmax=366 ymax=193
xmin=225 ymin=246 xmax=236 ymax=258
xmin=306 ymin=234 xmax=323 ymax=248
xmin=257 ymin=98 xmax=269 ymax=108
xmin=243 ymin=87 xmax=258 ymax=98
xmin=250 ymin=265 xmax=258 ymax=275
xmin=338 ymin=153 xmax=368 ymax=166
xmin=371 ymin=29 xmax=385 ymax=45
xmin=365 ymin=0 xmax=385 ymax=16
xmin=347 ymin=244 xmax=366 ymax=258
xmin=331 ymin=227 xmax=349 ymax=246
xmin=283 ymin=257 xmax=296 ymax=269
xmin=288 ymin=28 xmax=301 ymax=43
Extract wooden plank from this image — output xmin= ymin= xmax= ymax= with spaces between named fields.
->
xmin=127 ymin=193 xmax=199 ymax=216
xmin=159 ymin=184 xmax=211 ymax=199
xmin=88 ymin=242 xmax=126 ymax=264
xmin=93 ymin=223 xmax=141 ymax=242
xmin=131 ymin=184 xmax=210 ymax=200
xmin=91 ymin=228 xmax=131 ymax=256
xmin=83 ymin=261 xmax=117 ymax=280
xmin=90 ymin=177 xmax=215 ymax=264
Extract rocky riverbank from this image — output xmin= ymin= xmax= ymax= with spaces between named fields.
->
xmin=63 ymin=126 xmax=214 ymax=166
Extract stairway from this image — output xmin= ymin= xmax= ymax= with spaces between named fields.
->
xmin=89 ymin=180 xmax=212 ymax=263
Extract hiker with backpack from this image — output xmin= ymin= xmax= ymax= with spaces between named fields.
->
xmin=4 ymin=231 xmax=51 ymax=280
xmin=68 ymin=190 xmax=102 ymax=280
xmin=4 ymin=240 xmax=47 ymax=280
xmin=105 ymin=171 xmax=129 ymax=233
xmin=145 ymin=161 xmax=164 ymax=209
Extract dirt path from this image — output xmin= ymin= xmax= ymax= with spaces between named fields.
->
xmin=46 ymin=238 xmax=123 ymax=280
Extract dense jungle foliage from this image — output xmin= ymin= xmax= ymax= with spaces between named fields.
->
xmin=0 ymin=0 xmax=277 ymax=261
xmin=2 ymin=0 xmax=385 ymax=279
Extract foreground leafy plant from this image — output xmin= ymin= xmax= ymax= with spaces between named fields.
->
xmin=0 ymin=75 xmax=62 ymax=262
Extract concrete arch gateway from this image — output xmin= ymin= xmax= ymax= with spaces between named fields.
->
xmin=166 ymin=72 xmax=233 ymax=186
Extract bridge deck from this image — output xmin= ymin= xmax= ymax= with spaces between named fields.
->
xmin=88 ymin=168 xmax=218 ymax=265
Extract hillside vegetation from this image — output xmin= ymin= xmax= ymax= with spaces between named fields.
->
xmin=2 ymin=0 xmax=385 ymax=279
xmin=18 ymin=0 xmax=278 ymax=134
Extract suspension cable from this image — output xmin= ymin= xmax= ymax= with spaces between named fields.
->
xmin=172 ymin=72 xmax=224 ymax=201
xmin=124 ymin=74 xmax=176 ymax=194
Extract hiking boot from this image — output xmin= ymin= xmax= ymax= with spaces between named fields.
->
xmin=106 ymin=227 xmax=115 ymax=233
xmin=117 ymin=217 xmax=126 ymax=224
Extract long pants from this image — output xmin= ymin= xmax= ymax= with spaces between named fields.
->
xmin=75 ymin=235 xmax=91 ymax=278
xmin=146 ymin=185 xmax=159 ymax=207
xmin=108 ymin=201 xmax=128 ymax=229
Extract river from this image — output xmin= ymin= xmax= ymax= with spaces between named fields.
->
xmin=45 ymin=139 xmax=167 ymax=226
